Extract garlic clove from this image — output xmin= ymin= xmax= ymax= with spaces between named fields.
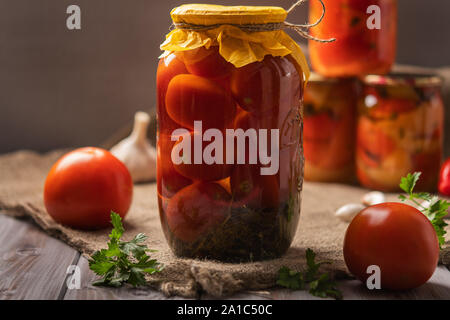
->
xmin=111 ymin=111 xmax=157 ymax=183
xmin=335 ymin=203 xmax=366 ymax=223
xmin=361 ymin=191 xmax=386 ymax=206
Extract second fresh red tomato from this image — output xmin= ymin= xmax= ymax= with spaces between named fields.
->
xmin=343 ymin=202 xmax=439 ymax=290
xmin=438 ymin=158 xmax=450 ymax=196
xmin=44 ymin=147 xmax=133 ymax=229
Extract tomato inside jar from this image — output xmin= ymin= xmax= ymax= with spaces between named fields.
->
xmin=156 ymin=45 xmax=304 ymax=261
xmin=303 ymin=74 xmax=357 ymax=182
xmin=356 ymin=73 xmax=444 ymax=192
xmin=309 ymin=0 xmax=397 ymax=77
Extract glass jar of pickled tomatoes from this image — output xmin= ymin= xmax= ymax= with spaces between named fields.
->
xmin=309 ymin=0 xmax=397 ymax=77
xmin=156 ymin=5 xmax=310 ymax=261
xmin=304 ymin=73 xmax=357 ymax=182
xmin=357 ymin=74 xmax=444 ymax=192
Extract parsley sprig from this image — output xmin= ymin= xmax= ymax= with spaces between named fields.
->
xmin=277 ymin=249 xmax=342 ymax=300
xmin=399 ymin=172 xmax=449 ymax=248
xmin=89 ymin=212 xmax=163 ymax=287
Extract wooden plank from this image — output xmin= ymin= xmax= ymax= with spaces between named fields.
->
xmin=222 ymin=266 xmax=450 ymax=300
xmin=0 ymin=214 xmax=80 ymax=300
xmin=2 ymin=212 xmax=450 ymax=300
xmin=63 ymin=256 xmax=190 ymax=300
xmin=337 ymin=266 xmax=450 ymax=300
xmin=202 ymin=290 xmax=273 ymax=300
xmin=202 ymin=289 xmax=333 ymax=300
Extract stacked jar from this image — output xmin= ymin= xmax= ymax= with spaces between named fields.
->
xmin=304 ymin=0 xmax=444 ymax=192
xmin=303 ymin=74 xmax=357 ymax=182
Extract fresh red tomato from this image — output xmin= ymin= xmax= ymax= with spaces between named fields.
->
xmin=438 ymin=158 xmax=450 ymax=196
xmin=166 ymin=182 xmax=231 ymax=242
xmin=230 ymin=55 xmax=299 ymax=116
xmin=180 ymin=46 xmax=233 ymax=79
xmin=344 ymin=202 xmax=439 ymax=290
xmin=165 ymin=74 xmax=236 ymax=130
xmin=44 ymin=147 xmax=133 ymax=229
xmin=157 ymin=133 xmax=192 ymax=198
xmin=172 ymin=131 xmax=232 ymax=181
xmin=156 ymin=53 xmax=189 ymax=135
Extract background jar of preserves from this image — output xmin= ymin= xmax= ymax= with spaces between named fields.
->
xmin=303 ymin=73 xmax=357 ymax=182
xmin=356 ymin=74 xmax=444 ymax=192
xmin=309 ymin=0 xmax=397 ymax=77
xmin=156 ymin=46 xmax=304 ymax=262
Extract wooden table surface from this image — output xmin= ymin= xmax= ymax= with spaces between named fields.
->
xmin=1 ymin=213 xmax=450 ymax=300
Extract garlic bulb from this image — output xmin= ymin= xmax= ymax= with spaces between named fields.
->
xmin=335 ymin=203 xmax=365 ymax=223
xmin=111 ymin=111 xmax=157 ymax=183
xmin=361 ymin=191 xmax=386 ymax=206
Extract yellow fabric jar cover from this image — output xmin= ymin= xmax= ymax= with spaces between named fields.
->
xmin=160 ymin=4 xmax=310 ymax=82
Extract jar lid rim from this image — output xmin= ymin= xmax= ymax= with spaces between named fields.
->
xmin=362 ymin=73 xmax=443 ymax=87
xmin=170 ymin=4 xmax=287 ymax=25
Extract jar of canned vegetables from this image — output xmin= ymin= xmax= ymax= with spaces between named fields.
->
xmin=304 ymin=73 xmax=357 ymax=182
xmin=156 ymin=4 xmax=311 ymax=261
xmin=309 ymin=0 xmax=397 ymax=77
xmin=357 ymin=73 xmax=444 ymax=192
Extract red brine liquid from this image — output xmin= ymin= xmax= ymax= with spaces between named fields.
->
xmin=156 ymin=47 xmax=304 ymax=261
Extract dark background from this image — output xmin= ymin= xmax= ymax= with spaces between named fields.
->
xmin=0 ymin=0 xmax=449 ymax=153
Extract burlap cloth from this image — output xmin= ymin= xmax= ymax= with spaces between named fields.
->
xmin=0 ymin=150 xmax=449 ymax=298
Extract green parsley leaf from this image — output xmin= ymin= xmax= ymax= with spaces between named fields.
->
xmin=89 ymin=253 xmax=115 ymax=275
xmin=399 ymin=172 xmax=421 ymax=195
xmin=276 ymin=266 xmax=304 ymax=290
xmin=399 ymin=172 xmax=449 ymax=248
xmin=88 ymin=211 xmax=163 ymax=287
xmin=304 ymin=248 xmax=331 ymax=282
xmin=309 ymin=273 xmax=342 ymax=300
xmin=109 ymin=212 xmax=124 ymax=241
xmin=277 ymin=249 xmax=342 ymax=300
xmin=423 ymin=198 xmax=449 ymax=246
